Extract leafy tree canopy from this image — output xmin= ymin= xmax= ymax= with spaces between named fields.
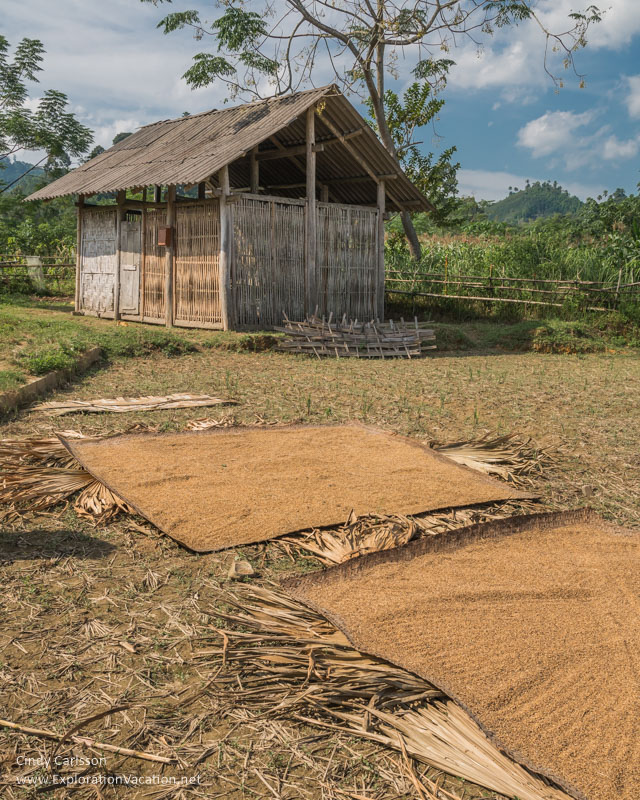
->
xmin=0 ymin=35 xmax=92 ymax=192
xmin=140 ymin=0 xmax=601 ymax=259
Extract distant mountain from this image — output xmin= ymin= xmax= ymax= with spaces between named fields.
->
xmin=0 ymin=158 xmax=45 ymax=192
xmin=486 ymin=180 xmax=583 ymax=222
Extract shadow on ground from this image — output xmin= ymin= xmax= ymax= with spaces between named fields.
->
xmin=0 ymin=527 xmax=116 ymax=562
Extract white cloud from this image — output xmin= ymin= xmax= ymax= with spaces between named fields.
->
xmin=626 ymin=76 xmax=640 ymax=118
xmin=517 ymin=110 xmax=594 ymax=158
xmin=448 ymin=0 xmax=640 ymax=92
xmin=587 ymin=0 xmax=640 ymax=49
xmin=457 ymin=169 xmax=604 ymax=202
xmin=602 ymin=134 xmax=640 ymax=159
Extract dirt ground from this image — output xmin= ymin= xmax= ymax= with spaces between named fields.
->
xmin=1 ymin=344 xmax=639 ymax=798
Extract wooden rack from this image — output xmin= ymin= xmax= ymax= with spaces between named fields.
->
xmin=275 ymin=313 xmax=436 ymax=359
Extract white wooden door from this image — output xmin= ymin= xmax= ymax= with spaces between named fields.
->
xmin=120 ymin=219 xmax=142 ymax=314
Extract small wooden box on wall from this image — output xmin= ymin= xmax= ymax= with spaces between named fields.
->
xmin=158 ymin=226 xmax=172 ymax=247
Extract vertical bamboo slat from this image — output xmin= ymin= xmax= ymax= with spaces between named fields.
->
xmin=142 ymin=207 xmax=167 ymax=320
xmin=219 ymin=167 xmax=231 ymax=330
xmin=75 ymin=196 xmax=84 ymax=311
xmin=114 ymin=190 xmax=125 ymax=321
xmin=174 ymin=201 xmax=221 ymax=325
xmin=377 ymin=181 xmax=385 ymax=321
xmin=165 ymin=185 xmax=176 ymax=326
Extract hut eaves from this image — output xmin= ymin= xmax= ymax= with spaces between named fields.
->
xmin=26 ymin=85 xmax=432 ymax=212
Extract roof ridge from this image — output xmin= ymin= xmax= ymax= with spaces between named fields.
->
xmin=140 ymin=84 xmax=336 ymax=129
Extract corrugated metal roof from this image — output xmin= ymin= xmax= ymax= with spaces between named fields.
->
xmin=26 ymin=85 xmax=431 ymax=211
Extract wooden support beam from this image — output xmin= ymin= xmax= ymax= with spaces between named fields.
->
xmin=154 ymin=185 xmax=162 ymax=203
xmin=257 ymin=143 xmax=325 ymax=162
xmin=306 ymin=107 xmax=316 ymax=315
xmin=198 ymin=183 xmax=206 ymax=200
xmin=377 ymin=180 xmax=385 ymax=321
xmin=315 ymin=114 xmax=413 ymax=211
xmin=265 ymin=173 xmax=399 ymax=191
xmin=218 ymin=166 xmax=231 ymax=330
xmin=250 ymin=147 xmax=259 ymax=193
xmin=114 ymin=190 xmax=126 ymax=321
xmin=320 ymin=184 xmax=329 ymax=203
xmin=165 ymin=185 xmax=176 ymax=327
xmin=75 ymin=195 xmax=84 ymax=312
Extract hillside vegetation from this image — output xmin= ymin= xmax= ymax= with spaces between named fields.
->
xmin=485 ymin=180 xmax=583 ymax=222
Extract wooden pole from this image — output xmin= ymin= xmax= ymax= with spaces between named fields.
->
xmin=75 ymin=195 xmax=84 ymax=312
xmin=154 ymin=185 xmax=162 ymax=204
xmin=250 ymin=147 xmax=259 ymax=193
xmin=306 ymin=106 xmax=316 ymax=316
xmin=114 ymin=190 xmax=125 ymax=321
xmin=377 ymin=180 xmax=385 ymax=321
xmin=320 ymin=184 xmax=329 ymax=203
xmin=165 ymin=184 xmax=176 ymax=327
xmin=198 ymin=182 xmax=206 ymax=200
xmin=218 ymin=166 xmax=231 ymax=330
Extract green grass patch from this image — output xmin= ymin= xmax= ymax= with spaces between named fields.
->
xmin=0 ymin=297 xmax=279 ymax=379
xmin=0 ymin=368 xmax=27 ymax=392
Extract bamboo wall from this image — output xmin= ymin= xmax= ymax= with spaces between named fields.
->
xmin=232 ymin=195 xmax=306 ymax=327
xmin=79 ymin=207 xmax=117 ymax=312
xmin=78 ymin=195 xmax=382 ymax=328
xmin=316 ymin=202 xmax=378 ymax=321
xmin=142 ymin=207 xmax=167 ymax=320
xmin=174 ymin=201 xmax=221 ymax=326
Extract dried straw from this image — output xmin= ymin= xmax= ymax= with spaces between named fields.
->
xmin=204 ymin=584 xmax=571 ymax=800
xmin=33 ymin=393 xmax=237 ymax=416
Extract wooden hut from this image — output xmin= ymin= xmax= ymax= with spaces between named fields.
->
xmin=27 ymin=85 xmax=431 ymax=330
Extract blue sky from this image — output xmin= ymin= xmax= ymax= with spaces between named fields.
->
xmin=3 ymin=0 xmax=640 ymax=201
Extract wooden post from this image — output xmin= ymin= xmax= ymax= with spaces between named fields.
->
xmin=114 ymin=190 xmax=125 ymax=321
xmin=377 ymin=180 xmax=385 ymax=321
xmin=165 ymin=184 xmax=176 ymax=327
xmin=218 ymin=166 xmax=231 ymax=330
xmin=320 ymin=184 xmax=329 ymax=203
xmin=306 ymin=106 xmax=316 ymax=316
xmin=250 ymin=147 xmax=259 ymax=193
xmin=141 ymin=187 xmax=148 ymax=203
xmin=198 ymin=182 xmax=206 ymax=200
xmin=154 ymin=185 xmax=162 ymax=204
xmin=75 ymin=195 xmax=84 ymax=312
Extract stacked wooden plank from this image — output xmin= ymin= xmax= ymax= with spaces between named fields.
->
xmin=275 ymin=313 xmax=436 ymax=358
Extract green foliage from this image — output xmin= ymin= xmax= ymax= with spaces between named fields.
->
xmin=1 ymin=35 xmax=92 ymax=172
xmin=365 ymin=83 xmax=460 ymax=223
xmin=486 ymin=180 xmax=583 ymax=222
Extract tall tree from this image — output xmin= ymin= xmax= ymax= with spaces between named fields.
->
xmin=0 ymin=35 xmax=92 ymax=191
xmin=142 ymin=0 xmax=601 ymax=259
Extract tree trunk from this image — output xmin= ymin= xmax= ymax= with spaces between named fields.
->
xmin=401 ymin=210 xmax=422 ymax=261
xmin=366 ymin=57 xmax=423 ymax=262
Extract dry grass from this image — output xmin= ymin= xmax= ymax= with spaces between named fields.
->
xmin=1 ymin=338 xmax=639 ymax=798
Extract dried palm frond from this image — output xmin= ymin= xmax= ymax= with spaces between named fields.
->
xmin=0 ymin=431 xmax=134 ymax=523
xmin=203 ymin=585 xmax=570 ymax=800
xmin=34 ymin=393 xmax=237 ymax=416
xmin=185 ymin=414 xmax=278 ymax=431
xmin=278 ymin=501 xmax=538 ymax=565
xmin=431 ymin=433 xmax=556 ymax=486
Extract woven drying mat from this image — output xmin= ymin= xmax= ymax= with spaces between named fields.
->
xmin=284 ymin=509 xmax=640 ymax=800
xmin=59 ymin=423 xmax=532 ymax=553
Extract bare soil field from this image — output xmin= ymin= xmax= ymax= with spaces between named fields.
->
xmin=1 ymin=338 xmax=639 ymax=799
